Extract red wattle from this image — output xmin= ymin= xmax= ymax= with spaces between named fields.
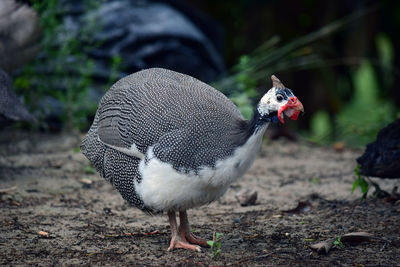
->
xmin=278 ymin=104 xmax=288 ymax=124
xmin=289 ymin=110 xmax=300 ymax=120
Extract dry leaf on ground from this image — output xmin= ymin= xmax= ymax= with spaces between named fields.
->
xmin=310 ymin=232 xmax=375 ymax=254
xmin=310 ymin=238 xmax=335 ymax=254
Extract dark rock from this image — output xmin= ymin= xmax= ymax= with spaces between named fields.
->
xmin=357 ymin=119 xmax=400 ymax=178
xmin=37 ymin=0 xmax=225 ymax=84
xmin=0 ymin=69 xmax=35 ymax=125
xmin=235 ymin=189 xmax=258 ymax=206
xmin=0 ymin=0 xmax=42 ymax=72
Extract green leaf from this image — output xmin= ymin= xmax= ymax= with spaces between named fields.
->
xmin=310 ymin=177 xmax=320 ymax=185
xmin=207 ymin=241 xmax=214 ymax=247
xmin=360 ymin=177 xmax=369 ymax=198
xmin=352 ymin=177 xmax=360 ymax=193
xmin=354 ymin=164 xmax=361 ymax=176
xmin=216 ymin=232 xmax=223 ymax=239
xmin=83 ymin=165 xmax=96 ymax=174
xmin=333 ymin=236 xmax=344 ymax=248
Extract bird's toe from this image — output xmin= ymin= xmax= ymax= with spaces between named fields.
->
xmin=168 ymin=238 xmax=202 ymax=252
xmin=185 ymin=232 xmax=210 ymax=248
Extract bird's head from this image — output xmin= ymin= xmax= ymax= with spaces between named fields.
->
xmin=257 ymin=75 xmax=304 ymax=124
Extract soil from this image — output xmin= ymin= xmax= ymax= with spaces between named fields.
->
xmin=0 ymin=130 xmax=399 ymax=266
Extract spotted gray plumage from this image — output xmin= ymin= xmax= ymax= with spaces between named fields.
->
xmin=81 ymin=68 xmax=249 ymax=211
xmin=81 ymin=106 xmax=149 ymax=210
xmin=103 ymin=147 xmax=150 ymax=211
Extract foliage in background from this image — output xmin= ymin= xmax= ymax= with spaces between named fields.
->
xmin=229 ymin=55 xmax=259 ymax=119
xmin=14 ymin=0 xmax=103 ymax=131
xmin=376 ymin=33 xmax=394 ymax=90
xmin=309 ymin=34 xmax=397 ymax=146
xmin=11 ymin=1 xmax=397 ymax=143
xmin=105 ymin=55 xmax=123 ymax=91
xmin=309 ymin=110 xmax=332 ymax=144
xmin=335 ymin=59 xmax=396 ymax=146
xmin=214 ymin=7 xmax=374 ymax=120
xmin=215 ymin=6 xmax=397 ymax=148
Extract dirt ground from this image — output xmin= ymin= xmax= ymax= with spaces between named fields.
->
xmin=0 ymin=130 xmax=399 ymax=266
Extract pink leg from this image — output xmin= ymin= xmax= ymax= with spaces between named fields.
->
xmin=167 ymin=211 xmax=201 ymax=252
xmin=178 ymin=211 xmax=210 ymax=248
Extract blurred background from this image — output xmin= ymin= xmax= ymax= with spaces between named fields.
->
xmin=1 ymin=0 xmax=399 ymax=147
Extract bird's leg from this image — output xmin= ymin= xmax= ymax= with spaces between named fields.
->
xmin=167 ymin=211 xmax=201 ymax=252
xmin=178 ymin=211 xmax=210 ymax=248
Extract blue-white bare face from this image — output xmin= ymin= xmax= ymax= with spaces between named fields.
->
xmin=257 ymin=75 xmax=304 ymax=123
xmin=258 ymin=87 xmax=296 ymax=116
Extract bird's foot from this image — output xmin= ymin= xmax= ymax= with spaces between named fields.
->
xmin=177 ymin=210 xmax=210 ymax=248
xmin=168 ymin=236 xmax=202 ymax=252
xmin=167 ymin=210 xmax=209 ymax=252
xmin=183 ymin=232 xmax=209 ymax=248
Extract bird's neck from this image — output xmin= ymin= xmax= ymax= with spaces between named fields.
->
xmin=232 ymin=108 xmax=275 ymax=148
xmin=247 ymin=108 xmax=276 ymax=135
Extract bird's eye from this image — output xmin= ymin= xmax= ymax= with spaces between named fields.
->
xmin=276 ymin=94 xmax=283 ymax=102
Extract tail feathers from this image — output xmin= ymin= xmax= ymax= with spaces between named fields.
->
xmin=80 ymin=123 xmax=157 ymax=213
xmin=81 ymin=127 xmax=111 ymax=182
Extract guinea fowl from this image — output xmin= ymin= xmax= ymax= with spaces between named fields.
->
xmin=81 ymin=68 xmax=304 ymax=252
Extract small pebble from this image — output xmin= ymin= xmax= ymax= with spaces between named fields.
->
xmin=235 ymin=189 xmax=257 ymax=206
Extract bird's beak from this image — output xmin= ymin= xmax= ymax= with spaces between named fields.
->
xmin=278 ymin=97 xmax=304 ymax=124
xmin=289 ymin=97 xmax=304 ymax=112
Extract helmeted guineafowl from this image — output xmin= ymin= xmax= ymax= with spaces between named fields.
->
xmin=81 ymin=68 xmax=303 ymax=252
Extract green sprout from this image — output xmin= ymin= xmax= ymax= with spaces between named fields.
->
xmin=352 ymin=164 xmax=369 ymax=199
xmin=207 ymin=232 xmax=223 ymax=259
xmin=83 ymin=164 xmax=96 ymax=174
xmin=310 ymin=177 xmax=320 ymax=185
xmin=333 ymin=236 xmax=344 ymax=248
